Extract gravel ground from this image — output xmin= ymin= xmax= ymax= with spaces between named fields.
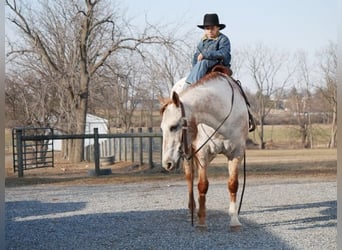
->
xmin=5 ymin=177 xmax=336 ymax=250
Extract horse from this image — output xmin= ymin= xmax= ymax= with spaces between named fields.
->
xmin=170 ymin=77 xmax=241 ymax=226
xmin=160 ymin=70 xmax=249 ymax=229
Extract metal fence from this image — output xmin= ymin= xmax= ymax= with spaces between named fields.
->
xmin=12 ymin=127 xmax=54 ymax=176
xmin=12 ymin=127 xmax=162 ymax=177
xmin=85 ymin=127 xmax=163 ymax=167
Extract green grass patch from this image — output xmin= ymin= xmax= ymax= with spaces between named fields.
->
xmin=249 ymin=124 xmax=331 ymax=147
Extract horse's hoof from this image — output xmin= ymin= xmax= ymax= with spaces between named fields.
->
xmin=196 ymin=223 xmax=208 ymax=231
xmin=230 ymin=225 xmax=242 ymax=232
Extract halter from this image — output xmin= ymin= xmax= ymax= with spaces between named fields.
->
xmin=179 ymin=101 xmax=191 ymax=159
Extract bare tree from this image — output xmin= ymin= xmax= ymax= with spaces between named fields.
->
xmin=6 ymin=0 xmax=176 ymax=162
xmin=289 ymin=50 xmax=314 ymax=148
xmin=88 ymin=36 xmax=192 ymax=130
xmin=243 ymin=43 xmax=295 ymax=149
xmin=316 ymin=42 xmax=337 ymax=148
xmin=5 ymin=72 xmax=60 ymax=128
xmin=286 ymin=86 xmax=312 ymax=147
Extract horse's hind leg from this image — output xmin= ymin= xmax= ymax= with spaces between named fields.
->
xmin=227 ymin=157 xmax=242 ymax=228
xmin=184 ymin=160 xmax=196 ymax=214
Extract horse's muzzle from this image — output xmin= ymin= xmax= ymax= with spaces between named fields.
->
xmin=164 ymin=161 xmax=175 ymax=171
xmin=163 ymin=157 xmax=182 ymax=171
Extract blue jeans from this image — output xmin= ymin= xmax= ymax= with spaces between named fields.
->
xmin=186 ymin=59 xmax=218 ymax=84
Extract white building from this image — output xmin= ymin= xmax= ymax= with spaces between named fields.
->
xmin=53 ymin=114 xmax=108 ymax=150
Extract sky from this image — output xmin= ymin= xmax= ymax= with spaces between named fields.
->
xmin=5 ymin=0 xmax=337 ymax=58
xmin=123 ymin=0 xmax=337 ymax=56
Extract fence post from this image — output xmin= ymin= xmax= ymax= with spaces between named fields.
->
xmin=138 ymin=127 xmax=143 ymax=165
xmin=130 ymin=128 xmax=134 ymax=162
xmin=124 ymin=134 xmax=127 ymax=161
xmin=119 ymin=137 xmax=122 ymax=161
xmin=16 ymin=128 xmax=24 ymax=177
xmin=148 ymin=127 xmax=153 ymax=169
xmin=93 ymin=128 xmax=100 ymax=176
xmin=160 ymin=130 xmax=163 ymax=166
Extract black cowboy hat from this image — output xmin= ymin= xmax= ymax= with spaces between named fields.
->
xmin=197 ymin=13 xmax=226 ymax=30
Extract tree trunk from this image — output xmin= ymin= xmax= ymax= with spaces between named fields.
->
xmin=70 ymin=74 xmax=89 ymax=162
xmin=258 ymin=118 xmax=265 ymax=149
xmin=329 ymin=108 xmax=337 ymax=148
xmin=299 ymin=123 xmax=308 ymax=148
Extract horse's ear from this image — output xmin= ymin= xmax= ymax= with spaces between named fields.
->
xmin=158 ymin=96 xmax=165 ymax=105
xmin=171 ymin=91 xmax=180 ymax=107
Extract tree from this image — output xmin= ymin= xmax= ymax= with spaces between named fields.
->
xmin=286 ymin=86 xmax=312 ymax=147
xmin=289 ymin=50 xmax=314 ymax=148
xmin=5 ymin=74 xmax=59 ymax=127
xmin=6 ymin=0 xmax=176 ymax=161
xmin=242 ymin=43 xmax=295 ymax=149
xmin=316 ymin=42 xmax=337 ymax=148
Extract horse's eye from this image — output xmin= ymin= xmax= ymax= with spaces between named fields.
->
xmin=170 ymin=124 xmax=179 ymax=132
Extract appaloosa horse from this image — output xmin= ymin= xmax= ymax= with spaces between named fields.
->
xmin=160 ymin=70 xmax=249 ymax=229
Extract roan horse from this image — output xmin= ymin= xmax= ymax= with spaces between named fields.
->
xmin=160 ymin=69 xmax=249 ymax=229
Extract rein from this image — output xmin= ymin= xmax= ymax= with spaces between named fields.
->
xmin=238 ymin=152 xmax=246 ymax=215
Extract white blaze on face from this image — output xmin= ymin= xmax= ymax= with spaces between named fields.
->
xmin=160 ymin=103 xmax=183 ymax=171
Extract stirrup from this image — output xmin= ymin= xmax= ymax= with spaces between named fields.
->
xmin=248 ymin=117 xmax=256 ymax=132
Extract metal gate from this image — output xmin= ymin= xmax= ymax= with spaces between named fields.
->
xmin=12 ymin=127 xmax=54 ymax=176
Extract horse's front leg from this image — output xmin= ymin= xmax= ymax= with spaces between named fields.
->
xmin=184 ymin=159 xmax=196 ymax=214
xmin=228 ymin=157 xmax=242 ymax=228
xmin=197 ymin=161 xmax=209 ymax=227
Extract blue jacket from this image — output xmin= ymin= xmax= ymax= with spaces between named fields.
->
xmin=192 ymin=32 xmax=231 ymax=68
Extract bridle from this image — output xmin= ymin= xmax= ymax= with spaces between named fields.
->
xmin=179 ymin=101 xmax=191 ymax=159
xmin=177 ymin=77 xmax=247 ymax=225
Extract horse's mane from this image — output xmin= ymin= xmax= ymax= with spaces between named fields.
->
xmin=197 ymin=71 xmax=225 ymax=85
xmin=184 ymin=71 xmax=226 ymax=94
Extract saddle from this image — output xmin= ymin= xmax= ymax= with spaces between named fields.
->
xmin=210 ymin=64 xmax=233 ymax=76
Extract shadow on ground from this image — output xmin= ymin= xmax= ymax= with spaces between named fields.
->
xmin=6 ymin=198 xmax=336 ymax=249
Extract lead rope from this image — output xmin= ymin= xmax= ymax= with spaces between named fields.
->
xmin=180 ymin=103 xmax=194 ymax=226
xmin=238 ymin=152 xmax=246 ymax=214
xmin=190 ymin=152 xmax=194 ymax=226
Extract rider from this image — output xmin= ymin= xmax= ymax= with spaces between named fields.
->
xmin=185 ymin=13 xmax=255 ymax=132
xmin=186 ymin=13 xmax=231 ymax=85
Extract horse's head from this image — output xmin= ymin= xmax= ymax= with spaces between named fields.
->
xmin=160 ymin=92 xmax=186 ymax=171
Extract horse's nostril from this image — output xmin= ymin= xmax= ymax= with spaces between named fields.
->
xmin=166 ymin=162 xmax=173 ymax=170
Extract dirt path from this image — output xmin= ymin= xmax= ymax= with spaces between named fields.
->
xmin=5 ymin=148 xmax=336 ymax=187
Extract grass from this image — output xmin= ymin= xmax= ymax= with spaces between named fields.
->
xmin=249 ymin=124 xmax=332 ymax=147
xmin=6 ymin=124 xmax=333 ymax=152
